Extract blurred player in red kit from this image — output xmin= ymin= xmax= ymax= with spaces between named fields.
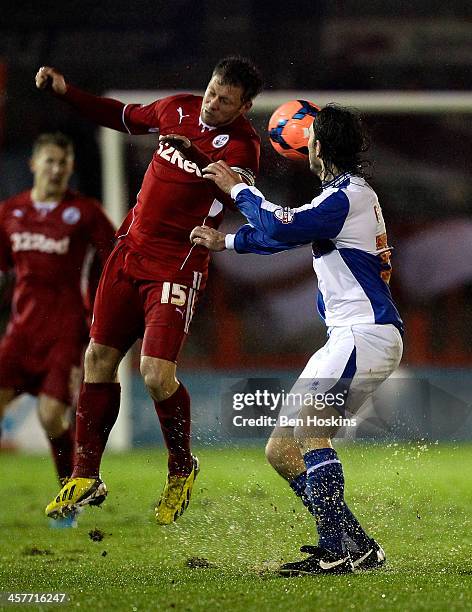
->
xmin=36 ymin=57 xmax=262 ymax=524
xmin=0 ymin=133 xmax=115 ymax=525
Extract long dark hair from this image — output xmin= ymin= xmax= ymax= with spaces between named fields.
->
xmin=313 ymin=104 xmax=370 ymax=178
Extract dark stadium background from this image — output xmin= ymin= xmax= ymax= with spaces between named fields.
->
xmin=1 ymin=1 xmax=471 ymax=447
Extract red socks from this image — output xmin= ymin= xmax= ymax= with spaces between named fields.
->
xmin=70 ymin=381 xmax=190 ymax=479
xmin=72 ymin=382 xmax=121 ymax=478
xmin=154 ymin=383 xmax=192 ymax=476
xmin=48 ymin=426 xmax=75 ymax=482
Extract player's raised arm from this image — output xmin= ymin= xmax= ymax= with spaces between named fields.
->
xmin=35 ymin=66 xmax=67 ymax=95
xmin=34 ymin=66 xmax=146 ymax=133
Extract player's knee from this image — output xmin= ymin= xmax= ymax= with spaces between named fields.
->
xmin=140 ymin=365 xmax=176 ymax=403
xmin=142 ymin=372 xmax=171 ymax=402
xmin=84 ymin=342 xmax=121 ymax=382
xmin=38 ymin=401 xmax=68 ymax=437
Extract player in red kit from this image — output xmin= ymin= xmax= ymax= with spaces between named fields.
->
xmin=36 ymin=57 xmax=262 ymax=524
xmin=0 ymin=133 xmax=115 ymax=525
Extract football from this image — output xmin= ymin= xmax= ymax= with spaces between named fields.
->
xmin=268 ymin=99 xmax=320 ymax=160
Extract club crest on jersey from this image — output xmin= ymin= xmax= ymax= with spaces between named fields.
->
xmin=274 ymin=207 xmax=295 ymax=224
xmin=62 ymin=206 xmax=81 ymax=225
xmin=212 ymin=134 xmax=229 ymax=148
xmin=12 ymin=209 xmax=24 ymax=218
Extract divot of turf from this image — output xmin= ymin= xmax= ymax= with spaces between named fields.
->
xmin=88 ymin=528 xmax=105 ymax=542
xmin=185 ymin=556 xmax=215 ymax=568
xmin=21 ymin=547 xmax=53 ymax=556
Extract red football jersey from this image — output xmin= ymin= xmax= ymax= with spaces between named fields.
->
xmin=117 ymin=94 xmax=260 ymax=282
xmin=0 ymin=190 xmax=115 ymax=342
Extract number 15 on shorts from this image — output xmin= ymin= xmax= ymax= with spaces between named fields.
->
xmin=160 ymin=282 xmax=188 ymax=306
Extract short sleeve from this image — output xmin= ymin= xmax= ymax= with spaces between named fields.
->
xmin=123 ymin=100 xmax=162 ymax=135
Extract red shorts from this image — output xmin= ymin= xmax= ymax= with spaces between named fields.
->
xmin=0 ymin=330 xmax=84 ymax=405
xmin=90 ymin=243 xmax=204 ymax=362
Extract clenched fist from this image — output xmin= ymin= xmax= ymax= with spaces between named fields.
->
xmin=35 ymin=66 xmax=67 ymax=95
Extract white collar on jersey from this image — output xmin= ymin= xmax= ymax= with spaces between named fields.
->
xmin=33 ymin=201 xmax=59 ymax=214
xmin=198 ymin=117 xmax=217 ymax=132
xmin=322 ymin=172 xmax=352 ymax=189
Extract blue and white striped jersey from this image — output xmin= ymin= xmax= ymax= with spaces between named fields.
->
xmin=226 ymin=172 xmax=403 ymax=333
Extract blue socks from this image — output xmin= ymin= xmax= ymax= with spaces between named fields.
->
xmin=304 ymin=448 xmax=346 ymax=554
xmin=343 ymin=504 xmax=372 ymax=553
xmin=289 ymin=471 xmax=315 ymax=515
xmin=290 ymin=448 xmax=371 ymax=555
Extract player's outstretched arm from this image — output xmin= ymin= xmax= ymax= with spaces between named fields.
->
xmin=35 ymin=66 xmax=67 ymax=95
xmin=191 ymin=224 xmax=306 ymax=256
xmin=35 ymin=65 xmax=129 ymax=132
xmin=203 ymin=160 xmax=243 ymax=194
xmin=190 ymin=226 xmax=226 ymax=251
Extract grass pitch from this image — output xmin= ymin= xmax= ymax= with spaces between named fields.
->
xmin=1 ymin=444 xmax=471 ymax=611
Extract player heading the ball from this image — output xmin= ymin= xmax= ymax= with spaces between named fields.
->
xmin=36 ymin=58 xmax=263 ymax=525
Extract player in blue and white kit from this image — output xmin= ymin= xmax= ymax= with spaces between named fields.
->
xmin=192 ymin=104 xmax=403 ymax=575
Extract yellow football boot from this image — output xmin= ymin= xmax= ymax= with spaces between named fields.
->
xmin=45 ymin=477 xmax=107 ymax=519
xmin=155 ymin=456 xmax=199 ymax=525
